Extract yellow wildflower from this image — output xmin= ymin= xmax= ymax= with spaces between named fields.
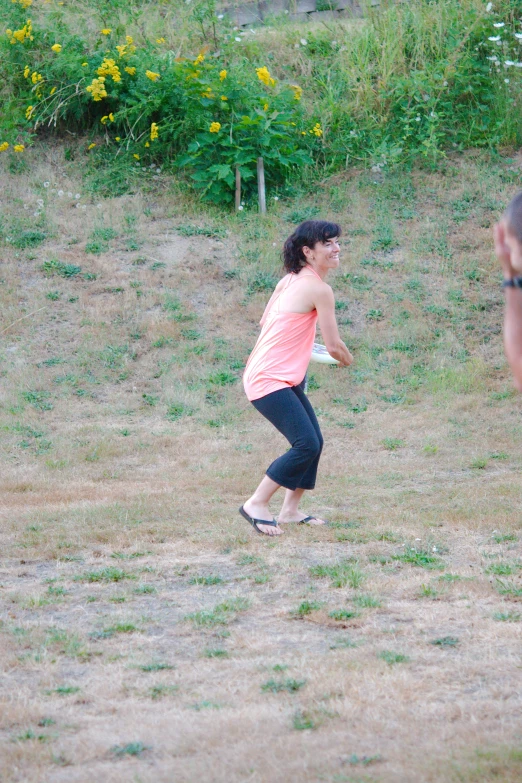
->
xmin=109 ymin=112 xmax=114 ymax=122
xmin=0 ymin=142 xmax=9 ymax=152
xmin=156 ymin=37 xmax=165 ymax=44
xmin=310 ymin=122 xmax=323 ymax=137
xmin=291 ymin=84 xmax=302 ymax=101
xmin=101 ymin=113 xmax=115 ymax=125
xmin=301 ymin=131 xmax=307 ymax=135
xmin=24 ymin=65 xmax=30 ymax=78
xmin=50 ymin=86 xmax=56 ymax=94
xmin=88 ymin=143 xmax=96 ymax=149
xmin=100 ymin=28 xmax=112 ymax=35
xmin=209 ymin=122 xmax=221 ymax=133
xmin=13 ymin=0 xmax=33 ymax=8
xmin=14 ymin=144 xmax=25 ymax=152
xmin=256 ymin=66 xmax=275 ymax=88
xmin=202 ymin=88 xmax=213 ymax=99
xmin=126 ymin=35 xmax=133 ymax=44
xmin=263 ymin=103 xmax=268 ymax=111
xmin=145 ymin=141 xmax=150 ymax=147
xmin=221 ymin=95 xmax=228 ymax=101
xmin=97 ymin=58 xmax=121 ymax=83
xmin=219 ymin=69 xmax=227 ymax=81
xmin=8 ymin=20 xmax=33 ymax=44
xmin=194 ymin=53 xmax=205 ymax=65
xmin=116 ymin=45 xmax=126 ymax=57
xmin=31 ymin=71 xmax=43 ymax=83
xmin=145 ymin=70 xmax=160 ymax=81
xmin=125 ymin=66 xmax=136 ymax=75
xmin=51 ymin=43 xmax=62 ymax=52
xmin=115 ymin=136 xmax=121 ymax=141
xmin=133 ymin=153 xmax=140 ymax=159
xmin=150 ymin=122 xmax=159 ymax=140
xmin=186 ymin=70 xmax=200 ymax=80
xmin=25 ymin=105 xmax=33 ymax=119
xmin=86 ymin=77 xmax=108 ymax=101
xmin=82 ymin=62 xmax=88 ymax=67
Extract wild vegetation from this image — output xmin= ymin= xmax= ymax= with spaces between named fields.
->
xmin=1 ymin=0 xmax=521 ymax=202
xmin=1 ymin=1 xmax=522 ymax=781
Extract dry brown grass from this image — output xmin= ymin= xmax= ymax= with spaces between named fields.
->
xmin=1 ymin=145 xmax=522 ymax=782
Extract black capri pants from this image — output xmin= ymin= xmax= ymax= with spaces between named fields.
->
xmin=251 ymin=379 xmax=323 ymax=491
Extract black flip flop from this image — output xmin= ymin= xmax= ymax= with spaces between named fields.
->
xmin=298 ymin=515 xmax=328 ymax=526
xmin=239 ymin=505 xmax=279 ymax=536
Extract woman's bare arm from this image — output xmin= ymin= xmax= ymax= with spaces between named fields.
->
xmin=495 ymin=222 xmax=522 ymax=391
xmin=503 ymin=289 xmax=522 ymax=391
xmin=313 ymin=284 xmax=353 ymax=366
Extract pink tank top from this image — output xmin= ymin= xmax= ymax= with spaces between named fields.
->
xmin=243 ymin=268 xmax=319 ymax=402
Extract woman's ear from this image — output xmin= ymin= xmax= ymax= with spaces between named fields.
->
xmin=302 ymin=245 xmax=313 ymax=260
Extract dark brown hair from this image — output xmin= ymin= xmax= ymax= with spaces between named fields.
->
xmin=504 ymin=191 xmax=522 ymax=243
xmin=282 ymin=220 xmax=342 ymax=274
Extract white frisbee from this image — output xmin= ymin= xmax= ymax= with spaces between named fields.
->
xmin=311 ymin=343 xmax=339 ymax=365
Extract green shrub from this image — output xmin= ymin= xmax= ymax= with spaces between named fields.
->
xmin=1 ymin=0 xmax=521 ymax=203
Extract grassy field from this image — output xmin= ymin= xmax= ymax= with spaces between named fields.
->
xmin=1 ymin=142 xmax=522 ymax=782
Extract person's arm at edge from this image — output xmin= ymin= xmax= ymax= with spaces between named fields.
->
xmin=313 ymin=283 xmax=353 ymax=366
xmin=495 ymin=222 xmax=522 ymax=391
xmin=503 ymin=289 xmax=522 ymax=391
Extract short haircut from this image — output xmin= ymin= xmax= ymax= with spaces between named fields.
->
xmin=282 ymin=220 xmax=342 ymax=274
xmin=504 ymin=191 xmax=522 ymax=243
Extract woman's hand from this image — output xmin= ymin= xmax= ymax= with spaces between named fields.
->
xmin=329 ymin=343 xmax=354 ymax=366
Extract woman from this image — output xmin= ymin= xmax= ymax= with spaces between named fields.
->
xmin=240 ymin=220 xmax=353 ymax=536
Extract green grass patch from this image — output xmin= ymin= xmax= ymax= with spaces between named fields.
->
xmin=189 ymin=575 xmax=224 ymax=585
xmin=353 ymin=594 xmax=382 ymax=609
xmin=148 ymin=684 xmax=178 ymax=700
xmin=431 ymin=636 xmax=459 ymax=648
xmin=292 ymin=709 xmax=317 ymax=731
xmin=310 ymin=560 xmax=365 ymax=588
xmin=41 ymin=259 xmax=82 ymax=278
xmin=492 ymin=533 xmax=517 ymax=544
xmin=46 ymin=685 xmax=80 ymax=696
xmin=111 ymin=742 xmax=149 ymax=757
xmin=185 ymin=597 xmax=250 ymax=627
xmin=139 ymin=662 xmax=174 ymax=672
xmin=378 ymin=650 xmax=410 ymax=665
xmin=382 ymin=437 xmax=405 ymax=451
xmin=328 ymin=609 xmax=359 ymax=621
xmin=75 ymin=567 xmax=135 ymax=583
xmin=393 ymin=546 xmax=444 ymax=570
xmin=203 ymin=648 xmax=229 ymax=658
xmin=291 ymin=601 xmax=322 ymax=618
xmin=493 ymin=612 xmax=521 ymax=622
xmin=495 ymin=580 xmax=522 ymax=598
xmin=485 ymin=562 xmax=521 ymax=577
xmin=261 ymin=678 xmax=306 ymax=693
xmin=133 ymin=584 xmax=157 ymax=595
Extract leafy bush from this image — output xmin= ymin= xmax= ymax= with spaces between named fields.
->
xmin=0 ymin=0 xmax=521 ymax=203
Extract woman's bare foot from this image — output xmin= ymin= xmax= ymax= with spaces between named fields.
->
xmin=242 ymin=499 xmax=283 ymax=536
xmin=277 ymin=513 xmax=327 ymax=525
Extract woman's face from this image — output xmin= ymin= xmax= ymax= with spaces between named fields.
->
xmin=305 ymin=237 xmax=340 ymax=269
